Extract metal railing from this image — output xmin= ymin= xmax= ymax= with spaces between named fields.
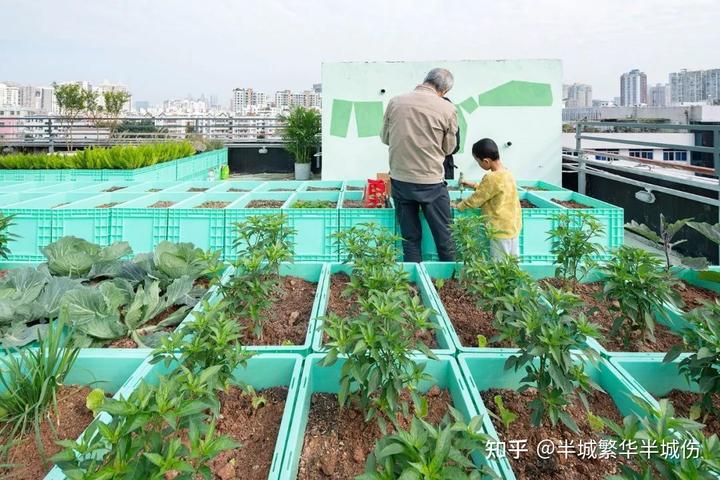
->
xmin=0 ymin=115 xmax=288 ymax=150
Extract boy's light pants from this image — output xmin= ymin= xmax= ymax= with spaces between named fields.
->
xmin=491 ymin=237 xmax=520 ymax=260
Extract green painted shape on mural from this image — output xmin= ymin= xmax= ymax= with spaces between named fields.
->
xmin=353 ymin=101 xmax=384 ymax=138
xmin=330 ymin=99 xmax=353 ymax=137
xmin=459 ymin=96 xmax=479 ymax=114
xmin=477 ymin=80 xmax=553 ymax=106
xmin=455 ymin=105 xmax=467 ymax=154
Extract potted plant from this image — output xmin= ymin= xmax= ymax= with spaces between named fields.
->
xmin=280 ymin=106 xmax=320 ymax=181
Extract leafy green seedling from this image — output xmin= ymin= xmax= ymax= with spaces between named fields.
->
xmin=86 ymin=388 xmax=106 ymax=416
xmin=548 ymin=211 xmax=604 ymax=285
xmin=476 ymin=334 xmax=488 ymax=348
xmin=586 ymin=411 xmax=605 ymax=432
xmin=242 ymin=385 xmax=267 ymax=410
xmin=493 ymin=395 xmax=517 ymax=431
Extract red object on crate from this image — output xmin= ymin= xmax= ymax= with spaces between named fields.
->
xmin=364 ymin=179 xmax=387 ymax=208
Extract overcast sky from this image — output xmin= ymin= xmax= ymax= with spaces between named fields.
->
xmin=2 ymin=0 xmax=718 ymax=104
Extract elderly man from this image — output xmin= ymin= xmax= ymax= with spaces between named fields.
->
xmin=381 ymin=68 xmax=458 ymax=262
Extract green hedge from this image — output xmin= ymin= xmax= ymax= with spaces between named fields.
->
xmin=0 ymin=142 xmax=196 ymax=170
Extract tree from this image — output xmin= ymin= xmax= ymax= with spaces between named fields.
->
xmin=280 ymin=106 xmax=320 ymax=164
xmin=103 ymin=90 xmax=131 ymax=137
xmin=53 ymin=82 xmax=87 ymax=150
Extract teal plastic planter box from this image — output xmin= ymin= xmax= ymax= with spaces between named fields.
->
xmin=46 ymin=352 xmax=302 ymax=480
xmin=311 ymin=262 xmax=456 ymax=356
xmin=181 ymin=262 xmax=325 ymax=355
xmin=342 ymin=179 xmax=367 ymax=191
xmin=458 ymin=352 xmax=658 ymax=480
xmin=52 ymin=192 xmax=140 ymax=243
xmin=0 ymin=191 xmax=49 ymax=206
xmin=109 ymin=193 xmax=197 ymax=255
xmin=255 ymin=180 xmax=304 ymax=192
xmin=1 ymin=192 xmax=101 ymax=261
xmin=517 ymin=179 xmax=568 ymax=192
xmin=71 ymin=181 xmax=144 ymax=193
xmin=163 ymin=180 xmax=221 ymax=193
xmin=167 ymin=193 xmax=237 ymax=254
xmin=280 ymin=354 xmax=505 ymax=480
xmin=298 ymin=180 xmax=343 ymax=191
xmin=223 ymin=192 xmax=293 ymax=260
xmin=121 ymin=180 xmax=181 ymax=193
xmin=518 ymin=191 xmax=563 ymax=261
xmin=285 ymin=192 xmax=340 ymax=262
xmin=337 ymin=191 xmax=395 ymax=260
xmin=0 ymin=180 xmax=31 ymax=192
xmin=208 ymin=180 xmax=264 ymax=193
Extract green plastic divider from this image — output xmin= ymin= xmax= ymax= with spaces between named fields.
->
xmin=337 ymin=190 xmax=395 ymax=260
xmin=45 ymin=352 xmax=302 ymax=480
xmin=280 ymin=354 xmax=506 ymax=480
xmin=311 ymin=262 xmax=456 ymax=356
xmin=298 ymin=180 xmax=343 ymax=191
xmin=223 ymin=191 xmax=293 ymax=260
xmin=167 ymin=193 xmax=237 ymax=254
xmin=285 ymin=191 xmax=340 ymax=262
xmin=180 ymin=262 xmax=325 ymax=355
xmin=254 ymin=180 xmax=304 ymax=192
xmin=671 ymin=266 xmax=720 ymax=294
xmin=0 ymin=191 xmax=49 ymax=206
xmin=0 ymin=180 xmax=36 ymax=192
xmin=458 ymin=352 xmax=659 ymax=480
xmin=609 ymin=353 xmax=697 ymax=402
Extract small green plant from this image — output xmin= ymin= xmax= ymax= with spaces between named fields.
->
xmin=0 ymin=213 xmax=17 ymax=260
xmin=476 ymin=334 xmax=487 ymax=348
xmin=548 ymin=211 xmax=604 ymax=284
xmin=358 ymin=408 xmax=497 ymax=480
xmin=601 ymin=246 xmax=682 ymax=347
xmin=461 ymin=254 xmax=534 ymax=315
xmin=85 ymin=388 xmax=105 ymax=416
xmin=625 ymin=214 xmax=707 ymax=270
xmin=242 ymin=384 xmax=268 ymax=410
xmin=502 ymin=285 xmax=602 ymax=430
xmin=280 ymin=106 xmax=321 ymax=165
xmin=665 ymin=299 xmax=720 ymax=419
xmin=450 ymin=215 xmax=498 ymax=263
xmin=291 ymin=200 xmax=335 ymax=208
xmin=493 ymin=394 xmax=517 ymax=431
xmin=586 ymin=411 xmax=605 ymax=432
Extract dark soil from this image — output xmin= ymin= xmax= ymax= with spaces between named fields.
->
xmin=522 ymin=186 xmax=547 ymax=191
xmin=147 ymin=188 xmax=162 ymax=192
xmin=103 ymin=186 xmax=126 ymax=192
xmin=437 ymin=279 xmax=513 ymax=348
xmin=664 ymin=390 xmax=720 ymax=436
xmin=552 ymin=199 xmax=592 ymax=209
xmin=148 ymin=200 xmax=175 ymax=208
xmin=236 ymin=276 xmax=316 ymax=346
xmin=270 ymin=188 xmax=295 ymax=192
xmin=0 ymin=385 xmax=96 ymax=479
xmin=324 ymin=273 xmax=437 ymax=348
xmin=210 ymin=386 xmax=288 ymax=480
xmin=678 ymin=280 xmax=718 ymax=311
xmin=246 ymin=200 xmax=285 ymax=208
xmin=345 ymin=186 xmax=364 ymax=191
xmin=306 ymin=187 xmax=340 ymax=191
xmin=52 ymin=202 xmax=70 ymax=208
xmin=188 ymin=187 xmax=208 ymax=192
xmin=483 ymin=388 xmax=626 ymax=480
xmin=542 ymin=278 xmax=684 ymax=352
xmin=195 ymin=200 xmax=230 ymax=209
xmin=228 ymin=188 xmax=249 ymax=192
xmin=520 ymin=199 xmax=536 ymax=209
xmin=106 ymin=305 xmax=182 ymax=348
xmin=96 ymin=202 xmax=121 ymax=208
xmin=298 ymin=387 xmax=452 ymax=479
xmin=343 ymin=199 xmax=366 ymax=208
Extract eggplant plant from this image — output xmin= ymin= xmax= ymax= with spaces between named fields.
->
xmin=601 ymin=246 xmax=682 ymax=347
xmin=665 ymin=299 xmax=720 ymax=419
xmin=548 ymin=211 xmax=604 ymax=284
xmin=501 ymin=285 xmax=602 ymax=430
xmin=625 ymin=214 xmax=708 ymax=270
xmin=358 ymin=408 xmax=497 ymax=480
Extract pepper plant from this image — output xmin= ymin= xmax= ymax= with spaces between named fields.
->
xmin=450 ymin=215 xmax=498 ymax=263
xmin=502 ymin=285 xmax=602 ymax=430
xmin=548 ymin=211 xmax=604 ymax=285
xmin=665 ymin=299 xmax=720 ymax=419
xmin=601 ymin=246 xmax=682 ymax=347
xmin=461 ymin=254 xmax=534 ymax=315
xmin=0 ymin=213 xmax=17 ymax=260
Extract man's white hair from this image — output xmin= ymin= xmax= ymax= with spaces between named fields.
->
xmin=423 ymin=68 xmax=454 ymax=94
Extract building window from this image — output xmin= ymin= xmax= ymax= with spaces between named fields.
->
xmin=594 ymin=149 xmax=620 ymax=161
xmin=663 ymin=150 xmax=688 ymax=162
xmin=629 ymin=149 xmax=654 ymax=159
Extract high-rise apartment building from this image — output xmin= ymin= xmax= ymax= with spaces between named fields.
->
xmin=565 ymin=83 xmax=593 ymax=108
xmin=233 ymin=88 xmax=269 ymax=113
xmin=649 ymin=83 xmax=671 ymax=107
xmin=670 ymin=68 xmax=720 ymax=104
xmin=94 ymin=81 xmax=132 ymax=112
xmin=620 ymin=69 xmax=647 ymax=106
xmin=0 ymin=82 xmax=20 ymax=107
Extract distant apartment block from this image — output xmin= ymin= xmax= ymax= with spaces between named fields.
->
xmin=620 ymin=69 xmax=647 ymax=106
xmin=670 ymin=68 xmax=720 ymax=104
xmin=565 ymin=83 xmax=593 ymax=108
xmin=649 ymin=83 xmax=671 ymax=107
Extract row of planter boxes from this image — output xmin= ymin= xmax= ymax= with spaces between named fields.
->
xmin=33 ymin=351 xmax=675 ymax=480
xmin=0 ymin=148 xmax=227 ymax=182
xmin=0 ymin=178 xmax=623 ymax=264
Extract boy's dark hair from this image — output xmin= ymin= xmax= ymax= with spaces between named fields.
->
xmin=472 ymin=138 xmax=500 ymax=161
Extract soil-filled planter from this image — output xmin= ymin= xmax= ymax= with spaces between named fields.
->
xmin=284 ymin=192 xmax=341 ymax=262
xmin=421 ymin=262 xmax=561 ymax=354
xmin=311 ymin=263 xmax=455 ymax=355
xmin=46 ymin=353 xmax=302 ymax=480
xmin=337 ymin=191 xmax=395 ymax=259
xmin=459 ymin=352 xmax=658 ymax=480
xmin=0 ymin=350 xmax=147 ymax=480
xmin=280 ymin=354 xmax=505 ymax=480
xmin=670 ymin=266 xmax=720 ymax=312
xmin=168 ymin=193 xmax=238 ymax=252
xmin=611 ymin=353 xmax=720 ymax=436
xmin=180 ymin=262 xmax=324 ymax=354
xmin=223 ymin=192 xmax=293 ymax=260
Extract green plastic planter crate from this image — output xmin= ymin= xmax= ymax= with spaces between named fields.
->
xmin=122 ymin=180 xmax=180 ymax=193
xmin=52 ymin=192 xmax=140 ymax=243
xmin=518 ymin=191 xmax=563 ymax=259
xmin=0 ymin=191 xmax=49 ymax=206
xmin=458 ymin=352 xmax=658 ymax=480
xmin=280 ymin=354 xmax=505 ymax=480
xmin=208 ymin=180 xmax=264 ymax=193
xmin=342 ymin=179 xmax=367 ymax=191
xmin=421 ymin=262 xmax=568 ymax=354
xmin=517 ymin=179 xmax=568 ymax=192
xmin=109 ymin=193 xmax=197 ymax=255
xmin=338 ymin=191 xmax=395 ymax=260
xmin=71 ymin=181 xmax=144 ymax=193
xmin=1 ymin=192 xmax=100 ymax=261
xmin=311 ymin=262 xmax=456 ymax=355
xmin=298 ymin=180 xmax=343 ymax=191
xmin=45 ymin=352 xmax=302 ymax=480
xmin=255 ymin=180 xmax=304 ymax=192
xmin=223 ymin=192 xmax=293 ymax=260
xmin=285 ymin=191 xmax=340 ymax=262
xmin=0 ymin=180 xmax=32 ymax=191
xmin=179 ymin=262 xmax=325 ymax=355
xmin=167 ymin=193 xmax=237 ymax=257
xmin=163 ymin=180 xmax=222 ymax=193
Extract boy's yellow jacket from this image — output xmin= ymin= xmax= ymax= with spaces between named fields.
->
xmin=456 ymin=170 xmax=522 ymax=239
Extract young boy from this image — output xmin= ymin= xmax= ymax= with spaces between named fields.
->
xmin=455 ymin=138 xmax=522 ymax=259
